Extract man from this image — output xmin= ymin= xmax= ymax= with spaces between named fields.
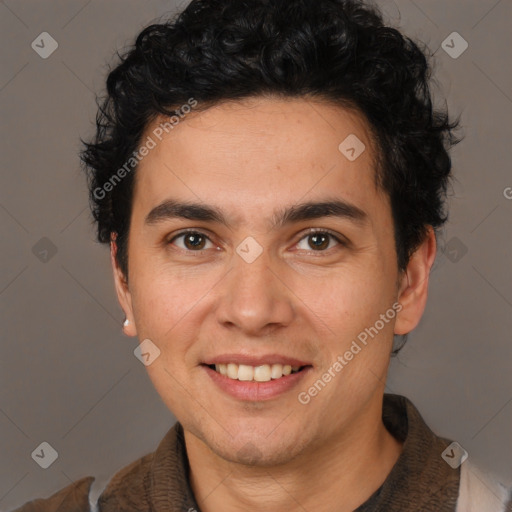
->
xmin=14 ymin=0 xmax=512 ymax=510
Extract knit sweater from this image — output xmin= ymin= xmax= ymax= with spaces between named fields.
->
xmin=12 ymin=394 xmax=512 ymax=511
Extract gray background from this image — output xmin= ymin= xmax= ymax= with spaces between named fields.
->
xmin=1 ymin=0 xmax=511 ymax=509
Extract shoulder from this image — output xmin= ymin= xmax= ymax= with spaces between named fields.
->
xmin=11 ymin=451 xmax=156 ymax=512
xmin=12 ymin=423 xmax=184 ymax=512
xmin=456 ymin=460 xmax=512 ymax=512
xmin=11 ymin=476 xmax=95 ymax=512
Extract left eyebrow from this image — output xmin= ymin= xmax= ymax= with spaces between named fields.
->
xmin=144 ymin=198 xmax=368 ymax=229
xmin=270 ymin=198 xmax=368 ymax=229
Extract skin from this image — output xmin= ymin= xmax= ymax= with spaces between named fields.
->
xmin=111 ymin=97 xmax=437 ymax=512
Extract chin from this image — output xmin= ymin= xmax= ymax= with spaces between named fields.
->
xmin=180 ymin=404 xmax=318 ymax=467
xmin=206 ymin=426 xmax=310 ymax=468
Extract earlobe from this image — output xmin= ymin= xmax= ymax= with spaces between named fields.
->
xmin=394 ymin=227 xmax=437 ymax=335
xmin=122 ymin=317 xmax=136 ymax=337
xmin=110 ymin=233 xmax=137 ymax=337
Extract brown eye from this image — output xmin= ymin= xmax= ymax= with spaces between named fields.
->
xmin=296 ymin=230 xmax=343 ymax=252
xmin=308 ymin=233 xmax=330 ymax=250
xmin=169 ymin=231 xmax=213 ymax=251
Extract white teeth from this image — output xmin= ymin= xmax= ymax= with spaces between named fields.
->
xmin=227 ymin=363 xmax=238 ymax=379
xmin=238 ymin=364 xmax=254 ymax=381
xmin=270 ymin=363 xmax=283 ymax=379
xmin=254 ymin=364 xmax=271 ymax=382
xmin=211 ymin=362 xmax=303 ymax=381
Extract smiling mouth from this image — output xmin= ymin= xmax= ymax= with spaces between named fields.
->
xmin=204 ymin=363 xmax=309 ymax=382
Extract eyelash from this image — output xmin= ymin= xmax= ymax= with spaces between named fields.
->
xmin=167 ymin=228 xmax=346 ymax=254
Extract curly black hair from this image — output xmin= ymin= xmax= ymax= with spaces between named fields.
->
xmin=81 ymin=0 xmax=460 ymax=291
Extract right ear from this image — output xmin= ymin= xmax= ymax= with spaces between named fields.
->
xmin=110 ymin=233 xmax=137 ymax=337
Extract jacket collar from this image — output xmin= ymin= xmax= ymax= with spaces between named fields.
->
xmin=355 ymin=394 xmax=460 ymax=510
xmin=149 ymin=419 xmax=200 ymax=511
xmin=98 ymin=394 xmax=460 ymax=511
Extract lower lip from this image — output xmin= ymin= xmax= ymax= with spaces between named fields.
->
xmin=203 ymin=365 xmax=312 ymax=401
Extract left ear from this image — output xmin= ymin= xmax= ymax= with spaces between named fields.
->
xmin=394 ymin=226 xmax=437 ymax=335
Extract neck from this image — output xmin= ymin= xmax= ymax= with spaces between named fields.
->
xmin=184 ymin=395 xmax=403 ymax=512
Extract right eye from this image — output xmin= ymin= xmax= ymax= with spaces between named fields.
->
xmin=168 ymin=230 xmax=216 ymax=252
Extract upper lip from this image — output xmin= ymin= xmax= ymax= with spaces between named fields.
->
xmin=203 ymin=353 xmax=311 ymax=367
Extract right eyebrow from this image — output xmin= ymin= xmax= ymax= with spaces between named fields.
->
xmin=145 ymin=200 xmax=229 ymax=226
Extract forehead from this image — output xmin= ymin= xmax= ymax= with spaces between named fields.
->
xmin=132 ymin=97 xmax=386 ymax=226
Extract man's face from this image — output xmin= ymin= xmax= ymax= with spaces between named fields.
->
xmin=116 ymin=97 xmax=404 ymax=465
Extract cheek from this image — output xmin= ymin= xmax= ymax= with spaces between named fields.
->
xmin=291 ymin=259 xmax=393 ymax=337
xmin=129 ymin=261 xmax=221 ymax=341
xmin=128 ymin=266 xmax=215 ymax=413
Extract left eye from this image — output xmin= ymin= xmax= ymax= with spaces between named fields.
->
xmin=296 ymin=231 xmax=342 ymax=252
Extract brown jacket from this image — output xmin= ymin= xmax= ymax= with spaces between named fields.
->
xmin=12 ymin=394 xmax=512 ymax=511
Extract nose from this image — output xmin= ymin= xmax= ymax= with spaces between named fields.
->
xmin=214 ymin=245 xmax=295 ymax=336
